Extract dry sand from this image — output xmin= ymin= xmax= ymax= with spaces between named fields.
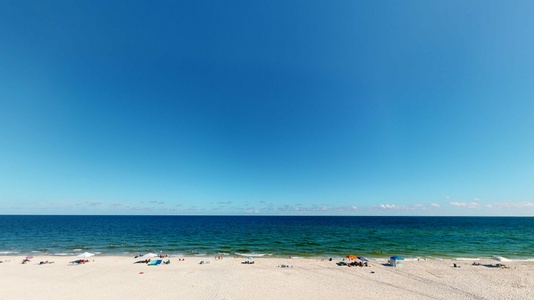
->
xmin=0 ymin=256 xmax=532 ymax=300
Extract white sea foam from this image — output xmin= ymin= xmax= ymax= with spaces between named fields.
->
xmin=235 ymin=253 xmax=266 ymax=257
xmin=492 ymin=258 xmax=534 ymax=262
xmin=0 ymin=251 xmax=18 ymax=254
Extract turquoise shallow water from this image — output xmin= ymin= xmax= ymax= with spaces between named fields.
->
xmin=0 ymin=216 xmax=532 ymax=259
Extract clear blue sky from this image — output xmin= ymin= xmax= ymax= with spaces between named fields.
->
xmin=1 ymin=1 xmax=533 ymax=215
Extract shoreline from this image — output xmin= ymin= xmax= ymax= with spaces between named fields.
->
xmin=2 ymin=251 xmax=534 ymax=261
xmin=1 ymin=255 xmax=532 ymax=299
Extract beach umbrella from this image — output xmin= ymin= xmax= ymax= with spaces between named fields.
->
xmin=346 ymin=254 xmax=357 ymax=260
xmin=491 ymin=256 xmax=511 ymax=262
xmin=142 ymin=253 xmax=157 ymax=258
xmin=390 ymin=256 xmax=404 ymax=261
xmin=357 ymin=256 xmax=369 ymax=262
xmin=77 ymin=252 xmax=95 ymax=258
xmin=26 ymin=256 xmax=34 ymax=259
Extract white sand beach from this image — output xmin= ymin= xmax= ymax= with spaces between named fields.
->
xmin=0 ymin=256 xmax=532 ymax=300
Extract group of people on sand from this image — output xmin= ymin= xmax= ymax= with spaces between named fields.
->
xmin=71 ymin=259 xmax=90 ymax=264
xmin=20 ymin=258 xmax=55 ymax=265
xmin=348 ymin=261 xmax=369 ymax=267
xmin=471 ymin=262 xmax=510 ymax=269
xmin=336 ymin=260 xmax=370 ymax=267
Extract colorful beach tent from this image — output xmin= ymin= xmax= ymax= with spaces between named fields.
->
xmin=346 ymin=254 xmax=357 ymax=260
xmin=390 ymin=256 xmax=404 ymax=261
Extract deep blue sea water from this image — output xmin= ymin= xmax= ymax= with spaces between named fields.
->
xmin=0 ymin=216 xmax=532 ymax=259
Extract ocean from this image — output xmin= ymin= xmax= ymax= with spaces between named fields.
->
xmin=0 ymin=216 xmax=532 ymax=260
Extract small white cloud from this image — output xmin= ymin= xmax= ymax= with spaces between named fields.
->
xmin=128 ymin=206 xmax=154 ymax=212
xmin=450 ymin=202 xmax=479 ymax=208
xmin=375 ymin=203 xmax=434 ymax=211
xmin=493 ymin=201 xmax=534 ymax=208
xmin=444 ymin=196 xmax=450 ymax=199
xmin=430 ymin=203 xmax=441 ymax=207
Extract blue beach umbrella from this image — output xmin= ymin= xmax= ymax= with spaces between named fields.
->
xmin=390 ymin=256 xmax=404 ymax=261
xmin=357 ymin=256 xmax=369 ymax=262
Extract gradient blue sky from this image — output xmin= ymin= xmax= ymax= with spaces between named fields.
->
xmin=1 ymin=1 xmax=533 ymax=215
